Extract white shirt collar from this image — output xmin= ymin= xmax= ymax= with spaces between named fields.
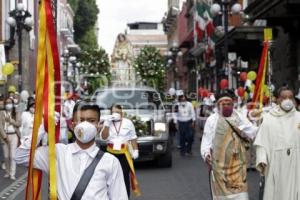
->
xmin=70 ymin=142 xmax=99 ymax=158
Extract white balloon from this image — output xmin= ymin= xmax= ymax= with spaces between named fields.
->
xmin=210 ymin=3 xmax=221 ymax=16
xmin=168 ymin=88 xmax=176 ymax=96
xmin=245 ymin=79 xmax=252 ymax=88
xmin=231 ymin=3 xmax=242 ymax=14
xmin=20 ymin=90 xmax=29 ymax=102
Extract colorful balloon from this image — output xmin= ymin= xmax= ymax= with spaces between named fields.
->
xmin=202 ymin=89 xmax=209 ymax=97
xmin=8 ymin=85 xmax=16 ymax=93
xmin=247 ymin=71 xmax=257 ymax=81
xmin=237 ymin=87 xmax=245 ymax=97
xmin=2 ymin=63 xmax=14 ymax=75
xmin=264 ymin=89 xmax=270 ymax=97
xmin=220 ymin=79 xmax=229 ymax=89
xmin=263 ymin=85 xmax=269 ymax=93
xmin=239 ymin=72 xmax=247 ymax=82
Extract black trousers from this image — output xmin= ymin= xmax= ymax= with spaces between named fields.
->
xmin=112 ymin=153 xmax=131 ymax=197
xmin=178 ymin=120 xmax=194 ymax=154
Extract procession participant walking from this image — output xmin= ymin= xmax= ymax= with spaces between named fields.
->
xmin=201 ymin=91 xmax=258 ymax=200
xmin=254 ymin=87 xmax=300 ymax=200
xmin=0 ymin=94 xmax=6 ymax=171
xmin=101 ymin=104 xmax=140 ymax=197
xmin=175 ymin=94 xmax=196 ymax=156
xmin=0 ymin=97 xmax=21 ymax=180
xmin=15 ymin=101 xmax=128 ymax=200
xmin=20 ymin=97 xmax=35 ymax=139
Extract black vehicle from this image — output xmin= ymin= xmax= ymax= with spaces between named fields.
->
xmin=92 ymin=86 xmax=172 ymax=167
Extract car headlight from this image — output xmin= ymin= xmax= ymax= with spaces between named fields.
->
xmin=154 ymin=122 xmax=166 ymax=132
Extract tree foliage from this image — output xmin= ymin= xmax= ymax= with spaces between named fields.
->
xmin=77 ymin=29 xmax=99 ymax=50
xmin=78 ymin=48 xmax=111 ymax=93
xmin=134 ymin=46 xmax=166 ymax=92
xmin=72 ymin=0 xmax=99 ymax=51
xmin=67 ymin=0 xmax=78 ymax=11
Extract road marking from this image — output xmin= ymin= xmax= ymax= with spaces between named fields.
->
xmin=0 ymin=173 xmax=27 ymax=200
xmin=7 ymin=182 xmax=26 ymax=200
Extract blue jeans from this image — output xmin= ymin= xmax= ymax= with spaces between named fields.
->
xmin=178 ymin=120 xmax=194 ymax=154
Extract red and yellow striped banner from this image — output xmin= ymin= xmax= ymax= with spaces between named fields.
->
xmin=26 ymin=0 xmax=61 ymax=199
xmin=251 ymin=28 xmax=272 ymax=109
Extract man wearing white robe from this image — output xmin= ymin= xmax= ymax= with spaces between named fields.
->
xmin=255 ymin=87 xmax=300 ymax=200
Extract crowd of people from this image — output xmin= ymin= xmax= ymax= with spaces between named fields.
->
xmin=167 ymin=86 xmax=300 ymax=200
xmin=1 ymin=83 xmax=300 ymax=199
xmin=0 ymin=86 xmax=142 ymax=199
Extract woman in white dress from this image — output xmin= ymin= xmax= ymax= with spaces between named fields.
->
xmin=0 ymin=97 xmax=21 ymax=180
xmin=20 ymin=97 xmax=35 ymax=140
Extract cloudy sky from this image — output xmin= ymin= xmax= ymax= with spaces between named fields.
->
xmin=97 ymin=0 xmax=168 ymax=55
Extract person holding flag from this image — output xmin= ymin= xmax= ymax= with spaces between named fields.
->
xmin=201 ymin=90 xmax=258 ymax=200
xmin=15 ymin=101 xmax=128 ymax=200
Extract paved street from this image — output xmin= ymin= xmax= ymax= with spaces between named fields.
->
xmin=0 ymin=132 xmax=260 ymax=200
xmin=132 ymin=133 xmax=260 ymax=200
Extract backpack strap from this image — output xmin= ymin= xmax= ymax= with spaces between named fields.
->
xmin=70 ymin=150 xmax=104 ymax=200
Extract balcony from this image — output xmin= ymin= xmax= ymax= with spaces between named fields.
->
xmin=245 ymin=0 xmax=300 ymax=21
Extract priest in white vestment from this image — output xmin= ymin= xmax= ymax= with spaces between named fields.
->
xmin=255 ymin=87 xmax=300 ymax=200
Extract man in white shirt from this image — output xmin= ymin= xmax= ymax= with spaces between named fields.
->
xmin=15 ymin=101 xmax=128 ymax=200
xmin=201 ymin=91 xmax=258 ymax=200
xmin=175 ymin=94 xmax=196 ymax=156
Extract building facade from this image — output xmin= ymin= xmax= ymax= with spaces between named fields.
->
xmin=0 ymin=0 xmax=36 ymax=93
xmin=0 ymin=0 xmax=79 ymax=95
xmin=245 ymin=0 xmax=300 ymax=92
xmin=164 ymin=0 xmax=268 ymax=98
xmin=126 ymin=22 xmax=168 ymax=57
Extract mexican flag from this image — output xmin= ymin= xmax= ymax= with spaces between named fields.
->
xmin=195 ymin=1 xmax=212 ymax=41
xmin=194 ymin=2 xmax=218 ymax=65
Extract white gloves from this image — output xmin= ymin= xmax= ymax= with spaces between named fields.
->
xmin=103 ymin=119 xmax=111 ymax=127
xmin=103 ymin=115 xmax=114 ymax=127
xmin=131 ymin=149 xmax=139 ymax=160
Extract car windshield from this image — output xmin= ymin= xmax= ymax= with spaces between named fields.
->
xmin=94 ymin=90 xmax=163 ymax=110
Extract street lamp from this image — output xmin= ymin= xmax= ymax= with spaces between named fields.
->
xmin=62 ymin=48 xmax=70 ymax=82
xmin=210 ymin=0 xmax=242 ymax=89
xmin=69 ymin=56 xmax=80 ymax=90
xmin=7 ymin=3 xmax=33 ymax=92
xmin=166 ymin=41 xmax=182 ymax=90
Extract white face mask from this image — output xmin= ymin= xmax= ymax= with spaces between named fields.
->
xmin=5 ymin=104 xmax=13 ymax=111
xmin=280 ymin=99 xmax=294 ymax=112
xmin=111 ymin=112 xmax=121 ymax=121
xmin=74 ymin=121 xmax=98 ymax=143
